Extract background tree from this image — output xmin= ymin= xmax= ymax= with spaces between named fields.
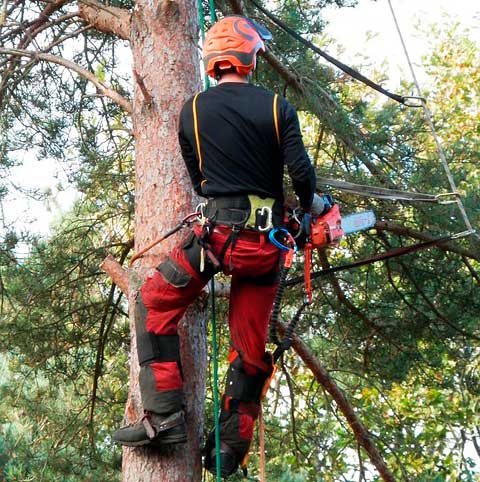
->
xmin=1 ymin=1 xmax=479 ymax=481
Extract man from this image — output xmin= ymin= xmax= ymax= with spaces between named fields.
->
xmin=113 ymin=15 xmax=316 ymax=478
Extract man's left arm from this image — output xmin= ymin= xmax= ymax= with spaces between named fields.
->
xmin=280 ymin=101 xmax=316 ymax=211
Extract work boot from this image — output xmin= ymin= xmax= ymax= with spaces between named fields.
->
xmin=203 ymin=404 xmax=253 ymax=478
xmin=203 ymin=435 xmax=240 ymax=478
xmin=113 ymin=410 xmax=186 ymax=447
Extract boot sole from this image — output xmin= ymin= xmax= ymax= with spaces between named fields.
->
xmin=115 ymin=435 xmax=187 ymax=447
xmin=114 ymin=430 xmax=187 ymax=447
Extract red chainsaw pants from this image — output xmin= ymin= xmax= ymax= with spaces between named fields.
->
xmin=137 ymin=225 xmax=280 ymax=422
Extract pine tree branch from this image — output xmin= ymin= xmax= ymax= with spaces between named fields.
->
xmin=18 ymin=0 xmax=70 ymax=49
xmin=89 ymin=241 xmax=132 ymax=443
xmin=375 ymin=220 xmax=480 ymax=261
xmin=277 ymin=321 xmax=397 ymax=482
xmin=462 ymin=257 xmax=480 ymax=286
xmin=0 ymin=47 xmax=133 ymax=113
xmin=77 ymin=0 xmax=131 ymax=40
xmin=0 ymin=1 xmax=74 ymax=109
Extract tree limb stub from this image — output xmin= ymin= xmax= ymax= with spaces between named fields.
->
xmin=375 ymin=220 xmax=480 ymax=262
xmin=78 ymin=0 xmax=131 ymax=40
xmin=0 ymin=47 xmax=133 ymax=113
xmin=277 ymin=321 xmax=397 ymax=482
xmin=100 ymin=255 xmax=129 ymax=295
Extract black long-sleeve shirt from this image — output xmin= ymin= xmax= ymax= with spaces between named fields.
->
xmin=178 ymin=82 xmax=316 ymax=210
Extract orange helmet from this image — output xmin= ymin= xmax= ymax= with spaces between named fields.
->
xmin=203 ymin=16 xmax=272 ymax=77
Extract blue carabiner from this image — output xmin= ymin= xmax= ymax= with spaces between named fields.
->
xmin=269 ymin=228 xmax=298 ymax=252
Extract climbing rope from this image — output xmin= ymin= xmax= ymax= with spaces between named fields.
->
xmin=208 ymin=0 xmax=217 ymax=23
xmin=316 ymin=177 xmax=460 ymax=204
xmin=285 ymin=229 xmax=475 ymax=288
xmin=259 ymin=405 xmax=266 ymax=482
xmin=387 ymin=0 xmax=478 ymax=239
xmin=209 ymin=273 xmax=222 ymax=482
xmin=197 ymin=1 xmax=222 ymax=479
xmin=247 ymin=0 xmax=417 ymax=105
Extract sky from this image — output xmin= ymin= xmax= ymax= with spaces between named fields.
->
xmin=322 ymin=0 xmax=479 ymax=89
xmin=2 ymin=0 xmax=479 ymax=238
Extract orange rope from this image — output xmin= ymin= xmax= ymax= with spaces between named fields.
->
xmin=259 ymin=403 xmax=266 ymax=482
xmin=129 ymin=233 xmax=170 ymax=267
xmin=128 ymin=213 xmax=199 ymax=267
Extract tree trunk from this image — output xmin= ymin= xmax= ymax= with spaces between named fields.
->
xmin=123 ymin=1 xmax=204 ymax=480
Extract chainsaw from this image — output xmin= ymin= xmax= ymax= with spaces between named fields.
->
xmin=285 ymin=193 xmax=376 ymax=302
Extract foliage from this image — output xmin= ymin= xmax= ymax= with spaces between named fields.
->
xmin=0 ymin=1 xmax=479 ymax=481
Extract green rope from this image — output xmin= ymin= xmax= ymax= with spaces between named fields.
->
xmin=197 ymin=0 xmax=210 ymax=90
xmin=198 ymin=0 xmax=206 ymax=41
xmin=207 ymin=0 xmax=221 ymax=468
xmin=197 ymin=1 xmax=221 ymax=479
xmin=209 ymin=0 xmax=217 ymax=23
xmin=210 ymin=276 xmax=221 ymax=481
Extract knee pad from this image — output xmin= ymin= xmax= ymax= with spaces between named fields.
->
xmin=135 ymin=294 xmax=181 ymax=368
xmin=182 ymin=230 xmax=220 ymax=277
xmin=224 ymin=350 xmax=274 ymax=405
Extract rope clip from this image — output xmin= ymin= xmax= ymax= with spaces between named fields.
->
xmin=402 ymin=95 xmax=426 ymax=108
xmin=449 ymin=229 xmax=476 ymax=240
xmin=434 ymin=192 xmax=461 ymax=205
xmin=182 ymin=211 xmax=202 ymax=225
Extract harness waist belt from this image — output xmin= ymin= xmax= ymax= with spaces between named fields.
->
xmin=205 ymin=195 xmax=250 ymax=226
xmin=213 ymin=225 xmax=267 ymax=242
xmin=207 ymin=195 xmax=252 ymax=210
xmin=205 ymin=195 xmax=279 ymax=229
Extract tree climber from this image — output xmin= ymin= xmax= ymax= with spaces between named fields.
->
xmin=113 ymin=15 xmax=316 ymax=478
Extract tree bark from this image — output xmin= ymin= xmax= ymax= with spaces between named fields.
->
xmin=123 ymin=1 xmax=204 ymax=481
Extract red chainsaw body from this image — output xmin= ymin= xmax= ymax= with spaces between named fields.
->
xmin=310 ymin=203 xmax=344 ymax=248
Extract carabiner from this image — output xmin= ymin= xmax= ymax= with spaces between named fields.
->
xmin=257 ymin=206 xmax=273 ymax=232
xmin=434 ymin=192 xmax=461 ymax=205
xmin=269 ymin=228 xmax=298 ymax=252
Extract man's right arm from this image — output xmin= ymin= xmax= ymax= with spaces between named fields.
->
xmin=178 ymin=100 xmax=204 ymax=196
xmin=280 ymin=100 xmax=316 ymax=211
